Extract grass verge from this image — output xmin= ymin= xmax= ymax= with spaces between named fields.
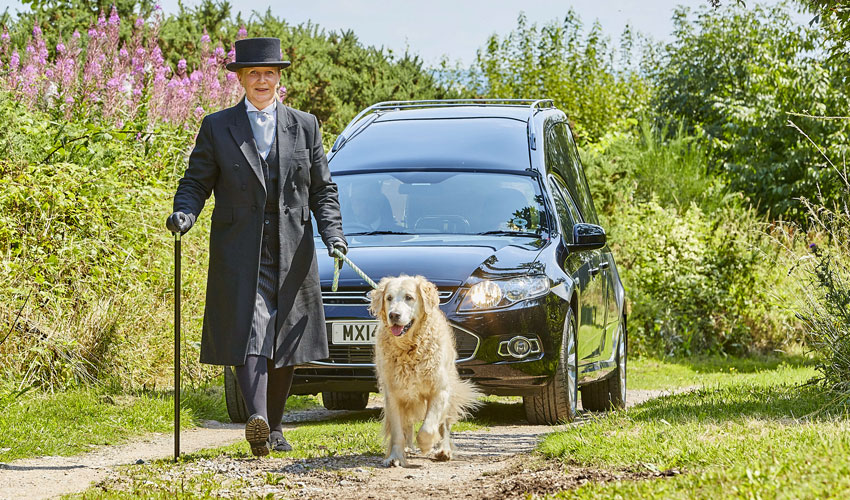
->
xmin=0 ymin=383 xmax=320 ymax=462
xmin=541 ymin=356 xmax=850 ymax=499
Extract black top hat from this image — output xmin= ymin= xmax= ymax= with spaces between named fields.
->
xmin=225 ymin=37 xmax=291 ymax=71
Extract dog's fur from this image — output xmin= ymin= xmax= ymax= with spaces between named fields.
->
xmin=369 ymin=275 xmax=481 ymax=467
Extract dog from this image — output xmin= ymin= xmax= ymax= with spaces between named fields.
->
xmin=369 ymin=275 xmax=481 ymax=467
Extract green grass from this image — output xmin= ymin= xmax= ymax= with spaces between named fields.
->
xmin=0 ymin=385 xmax=228 ymax=462
xmin=541 ymin=356 xmax=850 ymax=499
xmin=628 ymin=354 xmax=818 ymax=390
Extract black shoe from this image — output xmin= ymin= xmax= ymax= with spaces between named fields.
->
xmin=268 ymin=430 xmax=292 ymax=452
xmin=245 ymin=414 xmax=270 ymax=457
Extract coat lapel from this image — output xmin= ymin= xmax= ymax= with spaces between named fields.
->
xmin=276 ymin=101 xmax=300 ymax=196
xmin=228 ymin=98 xmax=266 ymax=195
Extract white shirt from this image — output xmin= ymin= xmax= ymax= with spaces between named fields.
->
xmin=245 ymin=99 xmax=277 ymax=160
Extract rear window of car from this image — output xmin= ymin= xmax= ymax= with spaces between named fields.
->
xmin=330 ymin=118 xmax=531 ymax=172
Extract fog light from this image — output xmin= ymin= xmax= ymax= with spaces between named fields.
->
xmin=498 ymin=335 xmax=542 ymax=359
xmin=510 ymin=337 xmax=531 ymax=357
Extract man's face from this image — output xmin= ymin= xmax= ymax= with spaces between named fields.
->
xmin=239 ymin=66 xmax=280 ymax=106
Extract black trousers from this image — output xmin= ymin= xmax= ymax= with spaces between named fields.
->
xmin=235 ymin=355 xmax=294 ymax=433
xmin=236 ymin=211 xmax=294 ymax=432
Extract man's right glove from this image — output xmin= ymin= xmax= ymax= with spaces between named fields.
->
xmin=166 ymin=211 xmax=195 ymax=234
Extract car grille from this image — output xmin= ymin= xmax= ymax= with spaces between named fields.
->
xmin=319 ymin=324 xmax=479 ymax=366
xmin=322 ymin=288 xmax=455 ymax=305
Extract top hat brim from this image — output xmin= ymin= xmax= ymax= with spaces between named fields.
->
xmin=226 ymin=60 xmax=291 ymax=72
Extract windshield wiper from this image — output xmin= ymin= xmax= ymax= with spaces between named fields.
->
xmin=477 ymin=230 xmax=543 ymax=237
xmin=346 ymin=230 xmax=413 ymax=236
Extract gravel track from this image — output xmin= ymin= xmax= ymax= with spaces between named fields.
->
xmin=0 ymin=389 xmax=684 ymax=499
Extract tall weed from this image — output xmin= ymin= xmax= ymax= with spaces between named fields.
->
xmin=792 ymin=188 xmax=850 ymax=392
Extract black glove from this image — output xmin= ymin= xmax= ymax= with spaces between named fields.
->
xmin=166 ymin=211 xmax=194 ymax=234
xmin=327 ymin=237 xmax=347 ymax=258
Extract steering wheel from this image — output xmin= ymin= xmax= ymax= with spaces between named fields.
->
xmin=343 ymin=222 xmax=375 ymax=233
xmin=413 ymin=215 xmax=471 ymax=233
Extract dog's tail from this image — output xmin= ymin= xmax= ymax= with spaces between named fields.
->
xmin=449 ymin=378 xmax=483 ymax=423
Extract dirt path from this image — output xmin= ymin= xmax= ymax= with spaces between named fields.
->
xmin=0 ymin=389 xmax=683 ymax=500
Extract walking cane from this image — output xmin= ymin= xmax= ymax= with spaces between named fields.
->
xmin=173 ymin=231 xmax=181 ymax=462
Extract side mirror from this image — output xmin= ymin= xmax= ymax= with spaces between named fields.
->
xmin=567 ymin=223 xmax=606 ymax=252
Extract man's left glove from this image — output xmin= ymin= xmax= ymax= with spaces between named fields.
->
xmin=327 ymin=237 xmax=347 ymax=258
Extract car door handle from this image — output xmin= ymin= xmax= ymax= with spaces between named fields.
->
xmin=590 ymin=261 xmax=609 ymax=277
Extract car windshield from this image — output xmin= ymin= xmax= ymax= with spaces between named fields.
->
xmin=330 ymin=171 xmax=548 ymax=236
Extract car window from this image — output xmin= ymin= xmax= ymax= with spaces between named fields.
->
xmin=548 ymin=174 xmax=582 ymax=241
xmin=328 ymin=171 xmax=548 ymax=236
xmin=556 ymin=123 xmax=599 ymax=224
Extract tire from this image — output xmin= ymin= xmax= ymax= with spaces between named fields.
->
xmin=224 ymin=366 xmax=249 ymax=423
xmin=523 ymin=308 xmax=578 ymax=425
xmin=579 ymin=316 xmax=627 ymax=411
xmin=321 ymin=391 xmax=370 ymax=410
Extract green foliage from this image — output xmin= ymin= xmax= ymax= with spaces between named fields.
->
xmin=805 ymin=0 xmax=850 ymax=61
xmin=2 ymin=0 xmax=459 ymax=143
xmin=654 ymin=2 xmax=850 ymax=221
xmin=0 ymin=90 xmax=217 ymax=391
xmin=473 ymin=11 xmax=652 ymax=142
xmin=792 ymin=173 xmax=850 ymax=394
xmin=582 ymin=126 xmax=801 ymax=356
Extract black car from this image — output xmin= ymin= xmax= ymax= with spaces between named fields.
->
xmin=224 ymin=99 xmax=627 ymax=425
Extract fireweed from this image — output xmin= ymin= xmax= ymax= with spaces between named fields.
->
xmin=0 ymin=6 xmax=258 ymax=128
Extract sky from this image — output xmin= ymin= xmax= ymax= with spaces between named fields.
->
xmin=0 ymin=0 xmax=811 ymax=67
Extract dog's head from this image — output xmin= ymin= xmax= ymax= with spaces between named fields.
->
xmin=369 ymin=275 xmax=440 ymax=337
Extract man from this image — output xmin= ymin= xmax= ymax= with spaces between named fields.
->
xmin=166 ymin=37 xmax=347 ymax=457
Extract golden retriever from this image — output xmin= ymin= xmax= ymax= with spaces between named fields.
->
xmin=369 ymin=275 xmax=481 ymax=467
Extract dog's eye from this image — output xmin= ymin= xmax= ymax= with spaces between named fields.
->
xmin=404 ymin=294 xmax=413 ymax=301
xmin=386 ymin=295 xmax=392 ymax=302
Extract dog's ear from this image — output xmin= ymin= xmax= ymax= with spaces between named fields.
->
xmin=368 ymin=278 xmax=389 ymax=319
xmin=416 ymin=276 xmax=440 ymax=313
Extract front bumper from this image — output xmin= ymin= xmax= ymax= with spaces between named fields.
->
xmin=291 ymin=289 xmax=564 ymax=396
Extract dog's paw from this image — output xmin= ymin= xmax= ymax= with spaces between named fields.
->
xmin=433 ymin=448 xmax=452 ymax=462
xmin=383 ymin=455 xmax=407 ymax=468
xmin=416 ymin=427 xmax=439 ymax=453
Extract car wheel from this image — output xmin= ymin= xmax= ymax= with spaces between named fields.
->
xmin=580 ymin=316 xmax=627 ymax=411
xmin=322 ymin=391 xmax=370 ymax=410
xmin=224 ymin=366 xmax=249 ymax=423
xmin=523 ymin=308 xmax=578 ymax=425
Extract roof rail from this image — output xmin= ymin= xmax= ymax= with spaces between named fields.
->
xmin=330 ymin=99 xmax=556 ymax=153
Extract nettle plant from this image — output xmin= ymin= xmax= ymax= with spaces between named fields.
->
xmin=0 ymin=6 xmax=258 ymax=129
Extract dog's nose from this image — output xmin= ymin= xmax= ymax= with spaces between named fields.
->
xmin=388 ymin=312 xmax=401 ymax=323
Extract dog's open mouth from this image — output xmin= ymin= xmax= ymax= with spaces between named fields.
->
xmin=390 ymin=320 xmax=414 ymax=337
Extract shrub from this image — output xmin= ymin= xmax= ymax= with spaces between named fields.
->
xmin=582 ymin=126 xmax=802 ymax=356
xmin=794 ymin=184 xmax=850 ymax=393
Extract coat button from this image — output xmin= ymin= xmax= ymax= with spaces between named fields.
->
xmin=241 ymin=184 xmax=247 ymax=191
xmin=283 ymin=206 xmax=290 ymax=215
xmin=251 ymin=205 xmax=257 ymax=212
xmin=234 ymin=163 xmax=239 ymax=169
xmin=264 ymin=219 xmax=270 ymax=225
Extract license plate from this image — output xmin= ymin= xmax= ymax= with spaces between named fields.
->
xmin=331 ymin=321 xmax=378 ymax=345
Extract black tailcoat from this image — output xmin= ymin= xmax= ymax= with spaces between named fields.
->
xmin=173 ymin=98 xmax=344 ymax=367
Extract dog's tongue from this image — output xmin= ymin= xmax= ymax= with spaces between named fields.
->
xmin=391 ymin=325 xmax=404 ymax=337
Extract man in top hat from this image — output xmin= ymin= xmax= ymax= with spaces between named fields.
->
xmin=166 ymin=37 xmax=347 ymax=456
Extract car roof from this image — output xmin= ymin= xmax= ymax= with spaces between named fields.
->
xmin=328 ymin=101 xmax=560 ymax=174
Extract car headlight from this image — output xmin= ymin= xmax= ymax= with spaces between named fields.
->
xmin=459 ymin=275 xmax=550 ymax=311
